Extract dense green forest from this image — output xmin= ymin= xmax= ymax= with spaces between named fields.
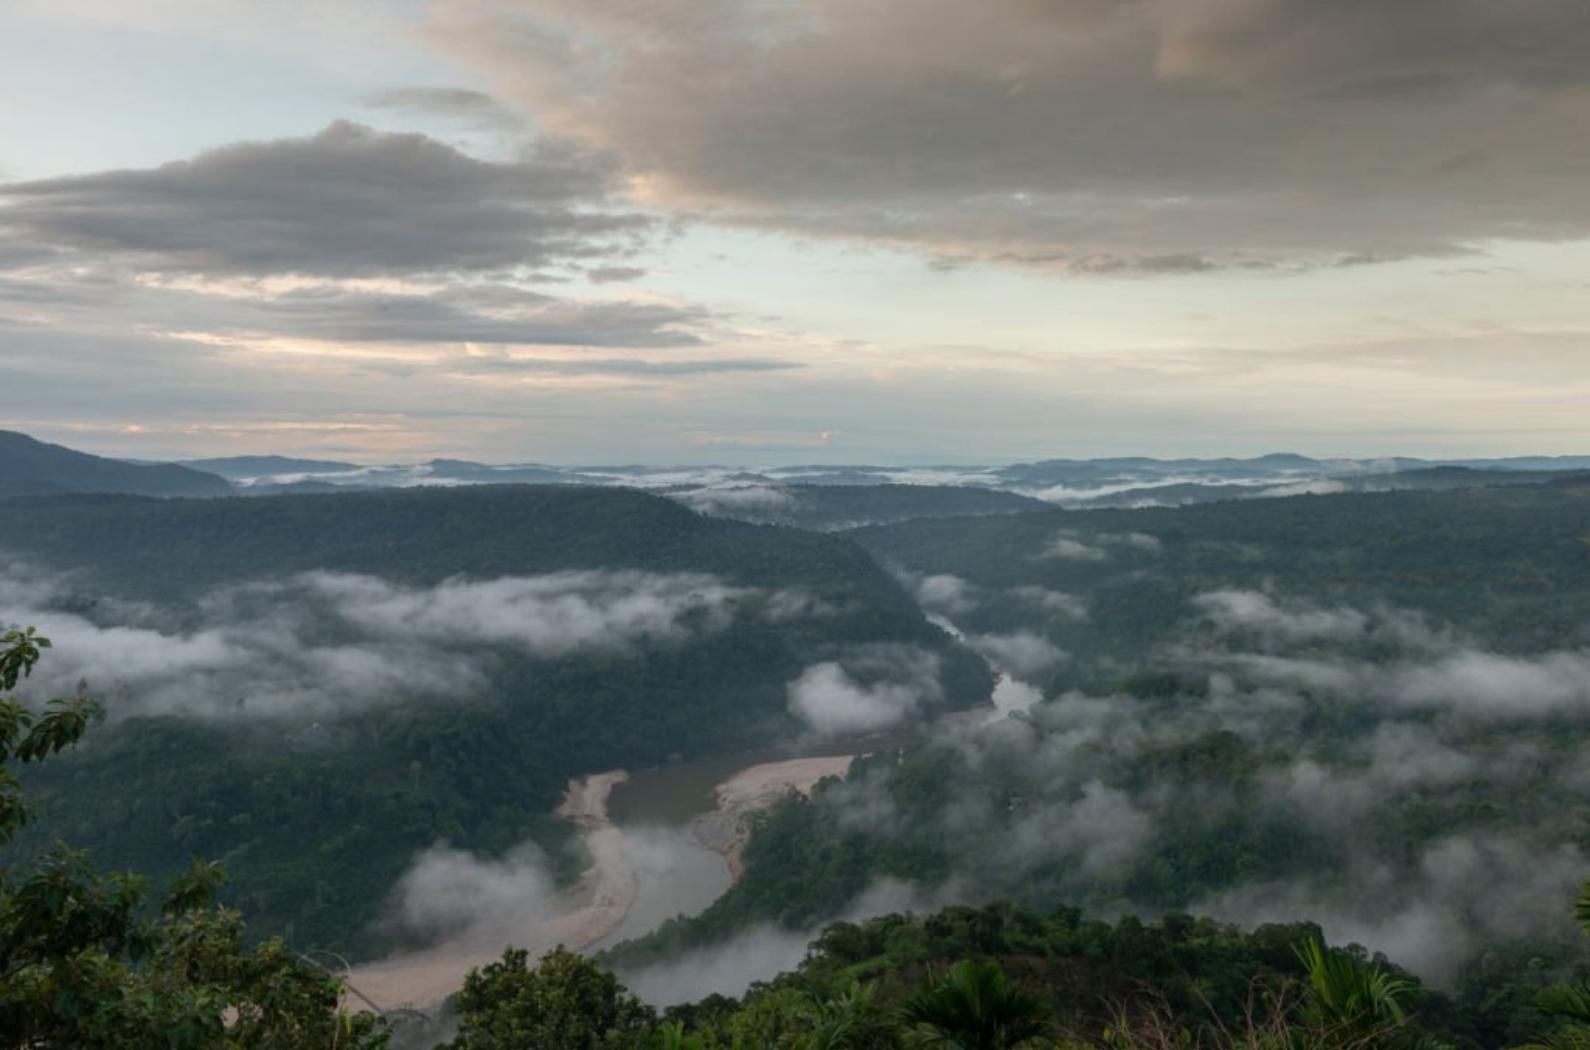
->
xmin=0 ymin=485 xmax=991 ymax=955
xmin=850 ymin=477 xmax=1590 ymax=668
xmin=605 ymin=480 xmax=1590 ymax=1019
xmin=416 ymin=899 xmax=1590 ymax=1048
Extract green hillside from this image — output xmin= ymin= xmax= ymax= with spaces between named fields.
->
xmin=0 ymin=485 xmax=991 ymax=956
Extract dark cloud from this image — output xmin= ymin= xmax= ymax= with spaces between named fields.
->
xmin=237 ymin=284 xmax=706 ymax=348
xmin=428 ymin=0 xmax=1590 ymax=272
xmin=361 ymin=87 xmax=524 ymax=130
xmin=1155 ymin=0 xmax=1590 ymax=92
xmin=448 ymin=354 xmax=797 ymax=377
xmin=586 ymin=266 xmax=648 ymax=284
xmin=0 ymin=121 xmax=645 ymax=277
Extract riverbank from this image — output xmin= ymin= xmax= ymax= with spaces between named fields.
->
xmin=690 ymin=755 xmax=854 ymax=878
xmin=346 ymin=753 xmax=857 ymax=1009
xmin=349 ymin=769 xmax=637 ymax=1010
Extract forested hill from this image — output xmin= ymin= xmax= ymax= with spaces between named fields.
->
xmin=0 ymin=484 xmax=917 ymax=601
xmin=848 ymin=477 xmax=1590 ymax=661
xmin=0 ymin=429 xmax=231 ymax=498
xmin=606 ymin=478 xmax=1590 ymax=1011
xmin=0 ymin=485 xmax=992 ymax=956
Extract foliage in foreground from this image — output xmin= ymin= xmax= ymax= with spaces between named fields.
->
xmin=441 ymin=915 xmax=1444 ymax=1050
xmin=0 ymin=625 xmax=386 ymax=1048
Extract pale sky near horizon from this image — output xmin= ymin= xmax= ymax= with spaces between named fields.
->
xmin=3 ymin=0 xmax=1589 ymax=465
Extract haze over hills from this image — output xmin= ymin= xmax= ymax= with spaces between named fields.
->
xmin=13 ymin=424 xmax=1589 ymax=515
xmin=3 ymin=431 xmax=1590 ymax=1044
xmin=159 ymin=443 xmax=1590 ymax=513
xmin=10 ymin=3 xmax=1590 ymax=1043
xmin=179 ymin=454 xmax=362 ymax=479
xmin=0 ymin=481 xmax=990 ymax=954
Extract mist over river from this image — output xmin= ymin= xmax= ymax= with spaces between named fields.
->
xmin=348 ymin=745 xmax=869 ymax=1010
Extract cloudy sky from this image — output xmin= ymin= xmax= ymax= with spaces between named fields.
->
xmin=3 ymin=0 xmax=1588 ymax=464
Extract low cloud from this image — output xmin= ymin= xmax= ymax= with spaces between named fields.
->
xmin=383 ymin=842 xmax=559 ymax=948
xmin=1038 ymin=530 xmax=1163 ymax=563
xmin=1388 ymin=649 xmax=1590 ymax=719
xmin=786 ymin=645 xmax=943 ymax=737
xmin=1194 ymin=589 xmax=1370 ymax=644
xmin=617 ymin=879 xmax=945 ymax=1005
xmin=969 ymin=631 xmax=1068 ymax=680
xmin=1007 ymin=585 xmax=1089 ymax=621
xmin=293 ymin=570 xmax=752 ymax=658
xmin=1197 ymin=834 xmax=1588 ymax=985
xmin=677 ymin=486 xmax=794 ymax=515
xmin=765 ymin=586 xmax=1590 ymax=986
xmin=913 ymin=573 xmax=979 ymax=615
xmin=1039 ymin=535 xmax=1109 ymax=563
xmin=2 ymin=564 xmax=806 ymax=720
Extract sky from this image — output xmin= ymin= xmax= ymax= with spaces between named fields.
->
xmin=2 ymin=0 xmax=1589 ymax=465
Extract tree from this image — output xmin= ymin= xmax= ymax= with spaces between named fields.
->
xmin=0 ymin=625 xmax=387 ymax=1048
xmin=1294 ymin=938 xmax=1410 ymax=1031
xmin=1517 ymin=882 xmax=1590 ymax=1050
xmin=0 ymin=626 xmax=98 ymax=843
xmin=797 ymin=980 xmax=900 ymax=1049
xmin=445 ymin=946 xmax=655 ymax=1050
xmin=898 ymin=960 xmax=1049 ymax=1049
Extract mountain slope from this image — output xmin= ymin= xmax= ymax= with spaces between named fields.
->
xmin=0 ymin=485 xmax=991 ymax=956
xmin=0 ymin=430 xmax=231 ymax=497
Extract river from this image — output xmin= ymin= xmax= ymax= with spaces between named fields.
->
xmin=346 ymin=745 xmax=869 ymax=1010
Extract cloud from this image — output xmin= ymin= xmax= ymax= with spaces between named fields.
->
xmin=969 ymin=631 xmax=1068 ymax=680
xmin=1038 ymin=534 xmax=1108 ymax=562
xmin=1196 ymin=834 xmax=1588 ymax=985
xmin=617 ymin=879 xmax=944 ymax=1005
xmin=761 ymin=585 xmax=1590 ymax=987
xmin=619 ymin=924 xmax=814 ymax=1007
xmin=426 ymin=0 xmax=1590 ymax=270
xmin=586 ymin=266 xmax=648 ymax=284
xmin=1387 ymin=649 xmax=1590 ymax=719
xmin=0 ymin=121 xmax=644 ymax=277
xmin=786 ymin=645 xmax=943 ymax=737
xmin=1218 ymin=644 xmax=1590 ymax=721
xmin=677 ymin=485 xmax=795 ymax=515
xmin=1007 ymin=586 xmax=1089 ymax=621
xmin=361 ymin=87 xmax=524 ymax=131
xmin=293 ymin=570 xmax=754 ymax=658
xmin=1194 ymin=589 xmax=1370 ymax=644
xmin=382 ymin=841 xmax=559 ymax=947
xmin=913 ymin=573 xmax=979 ymax=615
xmin=1005 ymin=781 xmax=1154 ymax=880
xmin=217 ymin=283 xmax=707 ymax=349
xmin=2 ymin=565 xmax=802 ymax=720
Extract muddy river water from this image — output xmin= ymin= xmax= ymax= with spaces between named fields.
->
xmin=347 ymin=742 xmax=882 ymax=1010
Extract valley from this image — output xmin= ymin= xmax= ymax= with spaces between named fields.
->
xmin=3 ymin=444 xmax=1589 ymax=1046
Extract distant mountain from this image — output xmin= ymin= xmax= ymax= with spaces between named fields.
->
xmin=423 ymin=458 xmax=578 ymax=484
xmin=180 ymin=454 xmax=360 ymax=479
xmin=0 ymin=430 xmax=231 ymax=498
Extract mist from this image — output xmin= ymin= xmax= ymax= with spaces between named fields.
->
xmin=0 ymin=561 xmax=820 ymax=721
xmin=765 ymin=583 xmax=1590 ymax=986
